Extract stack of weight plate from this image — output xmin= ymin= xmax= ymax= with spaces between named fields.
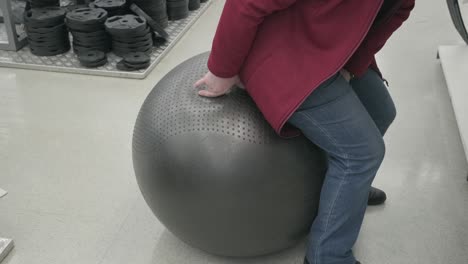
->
xmin=132 ymin=0 xmax=168 ymax=28
xmin=23 ymin=7 xmax=71 ymax=56
xmin=188 ymin=0 xmax=200 ymax=11
xmin=166 ymin=0 xmax=189 ymax=20
xmin=116 ymin=52 xmax=151 ymax=71
xmin=90 ymin=0 xmax=128 ymax=17
xmin=105 ymin=14 xmax=153 ymax=56
xmin=27 ymin=0 xmax=60 ymax=8
xmin=77 ymin=50 xmax=108 ymax=68
xmin=66 ymin=8 xmax=112 ymax=54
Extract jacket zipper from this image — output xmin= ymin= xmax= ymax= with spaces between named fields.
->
xmin=279 ymin=0 xmax=386 ymax=137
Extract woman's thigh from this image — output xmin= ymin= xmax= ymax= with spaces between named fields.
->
xmin=289 ymin=73 xmax=385 ymax=165
xmin=349 ymin=69 xmax=397 ymax=136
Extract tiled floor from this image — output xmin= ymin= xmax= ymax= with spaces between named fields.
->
xmin=1 ymin=1 xmax=468 ymax=264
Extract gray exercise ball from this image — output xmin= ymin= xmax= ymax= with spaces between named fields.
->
xmin=132 ymin=52 xmax=327 ymax=257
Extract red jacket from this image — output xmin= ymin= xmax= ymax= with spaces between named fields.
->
xmin=208 ymin=0 xmax=415 ymax=137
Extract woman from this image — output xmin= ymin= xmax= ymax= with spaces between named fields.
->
xmin=195 ymin=1 xmax=415 ymax=263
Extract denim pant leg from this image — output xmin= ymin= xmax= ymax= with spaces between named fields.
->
xmin=288 ymin=74 xmax=386 ymax=264
xmin=350 ymin=69 xmax=397 ymax=136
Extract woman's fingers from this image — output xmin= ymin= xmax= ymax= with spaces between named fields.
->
xmin=194 ymin=77 xmax=206 ymax=88
xmin=198 ymin=89 xmax=223 ymax=97
xmin=195 ymin=71 xmax=238 ymax=97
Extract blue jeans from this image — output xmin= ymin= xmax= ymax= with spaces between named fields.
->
xmin=288 ymin=69 xmax=396 ymax=264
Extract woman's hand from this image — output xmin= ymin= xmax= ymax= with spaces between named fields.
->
xmin=194 ymin=71 xmax=242 ymax=97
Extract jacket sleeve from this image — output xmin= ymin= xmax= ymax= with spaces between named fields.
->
xmin=208 ymin=0 xmax=298 ymax=78
xmin=344 ymin=0 xmax=415 ymax=77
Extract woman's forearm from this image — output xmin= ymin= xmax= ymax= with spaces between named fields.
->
xmin=208 ymin=0 xmax=298 ymax=78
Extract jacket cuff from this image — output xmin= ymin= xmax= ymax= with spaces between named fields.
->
xmin=344 ymin=45 xmax=374 ymax=78
xmin=207 ymin=52 xmax=239 ymax=79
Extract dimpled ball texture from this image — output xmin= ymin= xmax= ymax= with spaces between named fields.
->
xmin=132 ymin=52 xmax=327 ymax=257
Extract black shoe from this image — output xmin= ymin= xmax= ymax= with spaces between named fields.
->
xmin=368 ymin=186 xmax=387 ymax=206
xmin=304 ymin=258 xmax=361 ymax=264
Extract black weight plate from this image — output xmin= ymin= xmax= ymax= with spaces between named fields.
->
xmin=167 ymin=6 xmax=189 ymax=13
xmin=30 ymin=45 xmax=70 ymax=56
xmin=66 ymin=8 xmax=108 ymax=25
xmin=104 ymin=15 xmax=147 ymax=35
xmin=112 ymin=38 xmax=152 ymax=49
xmin=29 ymin=40 xmax=69 ymax=50
xmin=73 ymin=32 xmax=109 ymax=39
xmin=80 ymin=57 xmax=108 ymax=68
xmin=112 ymin=45 xmax=152 ymax=57
xmin=63 ymin=4 xmax=88 ymax=13
xmin=66 ymin=17 xmax=107 ymax=30
xmin=116 ymin=60 xmax=131 ymax=71
xmin=27 ymin=35 xmax=61 ymax=42
xmin=25 ymin=24 xmax=64 ymax=34
xmin=73 ymin=42 xmax=112 ymax=50
xmin=30 ymin=44 xmax=69 ymax=52
xmin=108 ymin=26 xmax=151 ymax=38
xmin=29 ymin=0 xmax=60 ymax=8
xmin=168 ymin=12 xmax=189 ymax=21
xmin=133 ymin=0 xmax=166 ymax=11
xmin=23 ymin=7 xmax=66 ymax=27
xmin=123 ymin=52 xmax=150 ymax=65
xmin=151 ymin=32 xmax=167 ymax=46
xmin=124 ymin=60 xmax=150 ymax=69
xmin=73 ymin=45 xmax=111 ymax=54
xmin=67 ymin=22 xmax=106 ymax=33
xmin=155 ymin=18 xmax=168 ymax=29
xmin=72 ymin=32 xmax=110 ymax=41
xmin=143 ymin=11 xmax=168 ymax=19
xmin=167 ymin=3 xmax=189 ymax=8
xmin=27 ymin=32 xmax=69 ymax=42
xmin=94 ymin=0 xmax=126 ymax=9
xmin=117 ymin=60 xmax=149 ymax=71
xmin=27 ymin=30 xmax=69 ymax=40
xmin=109 ymin=27 xmax=151 ymax=39
xmin=130 ymin=4 xmax=169 ymax=38
xmin=73 ymin=40 xmax=111 ymax=48
xmin=107 ymin=27 xmax=151 ymax=39
xmin=112 ymin=36 xmax=152 ymax=46
xmin=26 ymin=23 xmax=67 ymax=34
xmin=167 ymin=0 xmax=189 ymax=6
xmin=112 ymin=32 xmax=152 ymax=44
xmin=132 ymin=1 xmax=166 ymax=11
xmin=73 ymin=39 xmax=111 ymax=49
xmin=112 ymin=45 xmax=152 ymax=55
xmin=113 ymin=34 xmax=151 ymax=43
xmin=134 ymin=0 xmax=165 ymax=6
xmin=24 ymin=18 xmax=62 ymax=29
xmin=78 ymin=50 xmax=106 ymax=63
xmin=73 ymin=37 xmax=110 ymax=46
xmin=71 ymin=29 xmax=109 ymax=39
xmin=189 ymin=0 xmax=200 ymax=11
xmin=107 ymin=10 xmax=128 ymax=17
xmin=123 ymin=61 xmax=150 ymax=70
xmin=65 ymin=16 xmax=107 ymax=28
xmin=29 ymin=37 xmax=69 ymax=46
xmin=26 ymin=26 xmax=68 ymax=37
xmin=27 ymin=33 xmax=69 ymax=43
xmin=29 ymin=34 xmax=67 ymax=42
